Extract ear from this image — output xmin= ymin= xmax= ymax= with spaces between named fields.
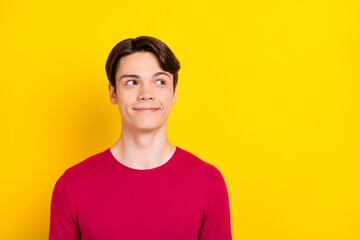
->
xmin=109 ymin=83 xmax=118 ymax=105
xmin=172 ymin=87 xmax=177 ymax=105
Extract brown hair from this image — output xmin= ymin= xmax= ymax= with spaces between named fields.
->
xmin=105 ymin=36 xmax=180 ymax=94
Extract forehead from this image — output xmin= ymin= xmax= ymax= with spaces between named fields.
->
xmin=116 ymin=52 xmax=163 ymax=75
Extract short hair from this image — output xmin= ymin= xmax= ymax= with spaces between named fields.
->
xmin=105 ymin=36 xmax=180 ymax=94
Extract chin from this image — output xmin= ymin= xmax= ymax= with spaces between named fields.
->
xmin=133 ymin=126 xmax=163 ymax=133
xmin=132 ymin=121 xmax=166 ymax=132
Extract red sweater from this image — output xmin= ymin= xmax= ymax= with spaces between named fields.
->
xmin=49 ymin=147 xmax=232 ymax=239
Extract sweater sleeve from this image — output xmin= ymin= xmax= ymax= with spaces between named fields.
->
xmin=49 ymin=173 xmax=80 ymax=240
xmin=199 ymin=172 xmax=232 ymax=240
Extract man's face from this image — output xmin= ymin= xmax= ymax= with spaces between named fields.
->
xmin=109 ymin=51 xmax=176 ymax=132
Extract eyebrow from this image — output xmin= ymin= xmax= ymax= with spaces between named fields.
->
xmin=119 ymin=71 xmax=171 ymax=80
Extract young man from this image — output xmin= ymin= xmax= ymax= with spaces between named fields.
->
xmin=49 ymin=36 xmax=232 ymax=240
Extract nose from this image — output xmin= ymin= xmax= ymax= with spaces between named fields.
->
xmin=138 ymin=84 xmax=154 ymax=101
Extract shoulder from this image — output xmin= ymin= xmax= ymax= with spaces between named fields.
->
xmin=175 ymin=147 xmax=229 ymax=209
xmin=58 ymin=149 xmax=109 ymax=183
xmin=176 ymin=147 xmax=223 ymax=183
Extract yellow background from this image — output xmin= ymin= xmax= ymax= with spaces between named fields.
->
xmin=1 ymin=0 xmax=359 ymax=239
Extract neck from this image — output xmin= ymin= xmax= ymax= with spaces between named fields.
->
xmin=110 ymin=123 xmax=176 ymax=170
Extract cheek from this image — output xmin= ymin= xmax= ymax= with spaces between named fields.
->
xmin=116 ymin=93 xmax=132 ymax=111
xmin=157 ymin=89 xmax=174 ymax=102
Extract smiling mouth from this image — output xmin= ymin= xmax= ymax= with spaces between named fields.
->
xmin=133 ymin=108 xmax=161 ymax=113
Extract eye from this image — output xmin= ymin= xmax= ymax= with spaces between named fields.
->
xmin=156 ymin=80 xmax=166 ymax=85
xmin=125 ymin=80 xmax=137 ymax=86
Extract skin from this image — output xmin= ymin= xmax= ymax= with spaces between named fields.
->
xmin=108 ymin=51 xmax=177 ymax=170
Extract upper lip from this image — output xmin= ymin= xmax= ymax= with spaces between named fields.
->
xmin=133 ymin=107 xmax=161 ymax=110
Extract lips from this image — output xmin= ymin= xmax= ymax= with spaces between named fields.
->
xmin=133 ymin=107 xmax=161 ymax=113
